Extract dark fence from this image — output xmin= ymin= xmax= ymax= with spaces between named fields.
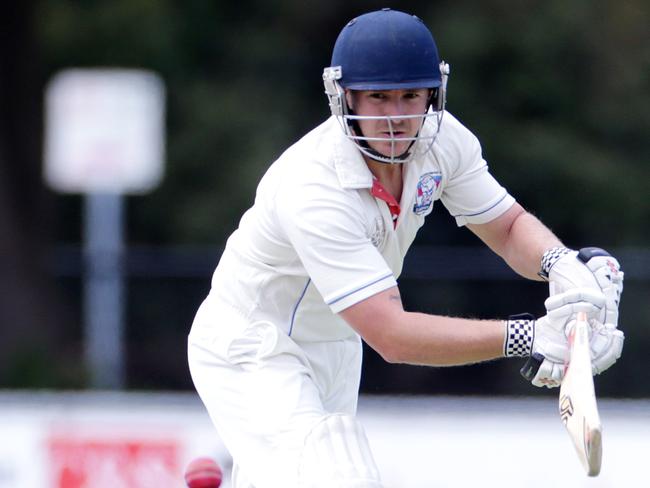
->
xmin=48 ymin=245 xmax=650 ymax=397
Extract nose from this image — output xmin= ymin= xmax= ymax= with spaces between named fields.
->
xmin=383 ymin=97 xmax=406 ymax=118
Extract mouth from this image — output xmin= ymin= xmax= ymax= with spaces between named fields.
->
xmin=372 ymin=136 xmax=411 ymax=156
xmin=380 ymin=130 xmax=407 ymax=137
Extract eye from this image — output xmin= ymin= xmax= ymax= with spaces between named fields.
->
xmin=403 ymin=91 xmax=421 ymax=100
xmin=368 ymin=92 xmax=387 ymax=100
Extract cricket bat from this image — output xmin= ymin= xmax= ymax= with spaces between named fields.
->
xmin=558 ymin=310 xmax=602 ymax=476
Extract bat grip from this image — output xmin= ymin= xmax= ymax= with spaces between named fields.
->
xmin=576 ymin=310 xmax=588 ymax=323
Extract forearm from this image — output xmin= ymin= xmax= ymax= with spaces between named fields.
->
xmin=372 ymin=312 xmax=505 ymax=366
xmin=468 ymin=204 xmax=564 ymax=281
xmin=501 ymin=211 xmax=563 ymax=280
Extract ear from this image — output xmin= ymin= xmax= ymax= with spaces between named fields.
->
xmin=345 ymin=89 xmax=354 ymax=111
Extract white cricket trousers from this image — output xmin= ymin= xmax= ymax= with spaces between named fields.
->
xmin=187 ymin=297 xmax=373 ymax=488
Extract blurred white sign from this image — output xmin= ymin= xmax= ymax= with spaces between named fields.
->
xmin=44 ymin=68 xmax=165 ymax=194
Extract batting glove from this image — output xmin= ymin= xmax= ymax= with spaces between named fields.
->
xmin=505 ymin=288 xmax=622 ymax=388
xmin=540 ymin=246 xmax=624 ymax=329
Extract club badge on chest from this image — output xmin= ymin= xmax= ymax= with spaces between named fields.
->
xmin=413 ymin=171 xmax=442 ymax=215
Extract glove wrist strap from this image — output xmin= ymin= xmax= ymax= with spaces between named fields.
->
xmin=504 ymin=313 xmax=535 ymax=357
xmin=538 ymin=246 xmax=572 ymax=280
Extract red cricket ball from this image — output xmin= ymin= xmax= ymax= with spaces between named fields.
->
xmin=184 ymin=456 xmax=223 ymax=488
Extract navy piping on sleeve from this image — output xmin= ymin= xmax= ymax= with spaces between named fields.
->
xmin=288 ymin=278 xmax=311 ymax=336
xmin=452 ymin=193 xmax=508 ymax=218
xmin=326 ymin=273 xmax=394 ymax=306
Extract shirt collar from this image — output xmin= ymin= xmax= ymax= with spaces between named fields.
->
xmin=329 ymin=117 xmax=374 ymax=190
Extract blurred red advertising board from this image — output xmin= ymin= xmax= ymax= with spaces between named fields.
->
xmin=48 ymin=437 xmax=180 ymax=488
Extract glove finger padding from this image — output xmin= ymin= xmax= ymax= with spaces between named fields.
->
xmin=531 ymin=359 xmax=563 ymax=388
xmin=585 ymin=256 xmax=624 ymax=300
xmin=584 ymin=256 xmax=624 ymax=327
xmin=589 ymin=322 xmax=625 ymax=374
xmin=544 ymin=287 xmax=605 ymax=329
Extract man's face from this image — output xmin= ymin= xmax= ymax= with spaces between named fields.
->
xmin=346 ymin=88 xmax=431 ymax=157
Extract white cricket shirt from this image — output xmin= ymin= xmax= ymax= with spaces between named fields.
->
xmin=209 ymin=112 xmax=515 ymax=342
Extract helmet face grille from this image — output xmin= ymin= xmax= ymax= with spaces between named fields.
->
xmin=336 ymin=111 xmax=446 ymax=164
xmin=331 ymin=9 xmax=442 ymax=90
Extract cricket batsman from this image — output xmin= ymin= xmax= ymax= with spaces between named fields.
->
xmin=188 ymin=9 xmax=624 ymax=487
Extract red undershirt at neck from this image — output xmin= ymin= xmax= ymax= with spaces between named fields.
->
xmin=371 ymin=179 xmax=401 ymax=228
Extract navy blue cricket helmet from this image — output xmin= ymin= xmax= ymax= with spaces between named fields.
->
xmin=331 ymin=8 xmax=442 ymax=90
xmin=322 ymin=9 xmax=450 ymax=164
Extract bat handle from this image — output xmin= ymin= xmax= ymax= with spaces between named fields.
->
xmin=567 ymin=310 xmax=589 ymax=340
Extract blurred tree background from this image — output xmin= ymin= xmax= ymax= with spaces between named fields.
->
xmin=1 ymin=0 xmax=648 ymax=395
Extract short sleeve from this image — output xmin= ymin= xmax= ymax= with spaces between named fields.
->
xmin=276 ymin=183 xmax=397 ymax=313
xmin=437 ymin=118 xmax=515 ymax=226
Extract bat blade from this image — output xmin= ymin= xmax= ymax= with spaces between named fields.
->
xmin=559 ymin=311 xmax=602 ymax=476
